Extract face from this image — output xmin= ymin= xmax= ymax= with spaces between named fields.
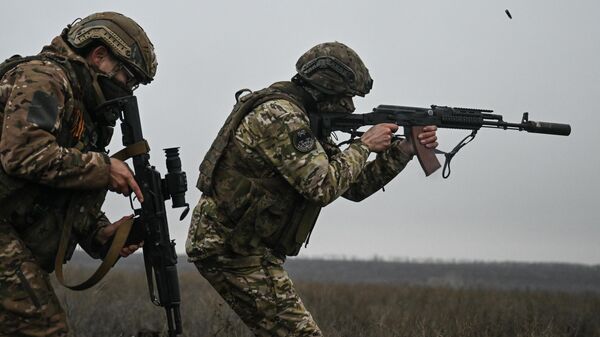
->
xmin=88 ymin=46 xmax=139 ymax=90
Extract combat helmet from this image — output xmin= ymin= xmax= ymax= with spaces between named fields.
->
xmin=66 ymin=12 xmax=157 ymax=84
xmin=295 ymin=42 xmax=373 ymax=97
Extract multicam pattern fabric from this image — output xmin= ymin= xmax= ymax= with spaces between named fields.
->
xmin=0 ymin=36 xmax=113 ymax=335
xmin=186 ymin=196 xmax=233 ymax=261
xmin=0 ymin=42 xmax=110 ymax=188
xmin=295 ymin=42 xmax=373 ymax=97
xmin=0 ymin=225 xmax=67 ymax=337
xmin=319 ymin=134 xmax=415 ymax=202
xmin=195 ymin=251 xmax=322 ymax=337
xmin=187 ymin=98 xmax=414 ymax=260
xmin=234 ymin=99 xmax=371 ymax=205
xmin=187 ymin=92 xmax=414 ymax=336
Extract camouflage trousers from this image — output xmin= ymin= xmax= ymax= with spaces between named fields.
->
xmin=0 ymin=224 xmax=68 ymax=337
xmin=195 ymin=251 xmax=323 ymax=337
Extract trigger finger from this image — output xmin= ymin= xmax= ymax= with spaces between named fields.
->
xmin=128 ymin=177 xmax=144 ymax=202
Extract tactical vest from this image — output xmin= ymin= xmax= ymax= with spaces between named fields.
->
xmin=0 ymin=54 xmax=108 ymax=271
xmin=197 ymin=83 xmax=321 ymax=256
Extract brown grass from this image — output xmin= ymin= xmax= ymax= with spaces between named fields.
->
xmin=52 ymin=267 xmax=600 ymax=337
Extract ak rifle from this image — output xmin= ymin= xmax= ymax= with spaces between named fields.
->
xmin=105 ymin=95 xmax=189 ymax=336
xmin=310 ymin=105 xmax=571 ymax=178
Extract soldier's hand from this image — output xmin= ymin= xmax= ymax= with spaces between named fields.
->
xmin=418 ymin=125 xmax=439 ymax=149
xmin=119 ymin=243 xmax=142 ymax=257
xmin=109 ymin=158 xmax=144 ymax=202
xmin=361 ymin=123 xmax=399 ymax=153
xmin=398 ymin=125 xmax=439 ymax=156
xmin=96 ymin=215 xmax=143 ymax=257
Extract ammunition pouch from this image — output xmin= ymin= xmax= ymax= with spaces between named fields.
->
xmin=267 ymin=201 xmax=321 ymax=256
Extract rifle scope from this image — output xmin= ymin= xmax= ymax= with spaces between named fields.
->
xmin=163 ymin=147 xmax=190 ymax=218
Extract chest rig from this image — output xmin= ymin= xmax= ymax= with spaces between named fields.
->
xmin=198 ymin=82 xmax=322 ymax=256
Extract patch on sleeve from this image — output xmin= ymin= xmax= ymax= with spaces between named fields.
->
xmin=27 ymin=90 xmax=58 ymax=132
xmin=291 ymin=128 xmax=316 ymax=153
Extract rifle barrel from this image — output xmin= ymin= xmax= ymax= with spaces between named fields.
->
xmin=481 ymin=120 xmax=571 ymax=136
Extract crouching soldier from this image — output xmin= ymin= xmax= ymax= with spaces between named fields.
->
xmin=0 ymin=12 xmax=157 ymax=336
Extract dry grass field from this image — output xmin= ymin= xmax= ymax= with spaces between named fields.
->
xmin=53 ymin=258 xmax=600 ymax=337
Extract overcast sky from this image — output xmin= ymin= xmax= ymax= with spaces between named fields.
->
xmin=2 ymin=1 xmax=598 ymax=264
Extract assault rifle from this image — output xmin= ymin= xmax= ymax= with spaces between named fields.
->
xmin=310 ymin=105 xmax=571 ymax=178
xmin=103 ymin=95 xmax=189 ymax=336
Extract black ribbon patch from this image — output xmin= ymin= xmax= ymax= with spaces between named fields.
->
xmin=291 ymin=128 xmax=316 ymax=153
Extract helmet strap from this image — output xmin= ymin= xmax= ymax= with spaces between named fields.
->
xmin=292 ymin=75 xmax=326 ymax=102
xmin=87 ymin=66 xmax=108 ymax=103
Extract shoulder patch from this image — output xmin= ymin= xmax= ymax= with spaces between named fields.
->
xmin=27 ymin=90 xmax=59 ymax=132
xmin=291 ymin=128 xmax=316 ymax=153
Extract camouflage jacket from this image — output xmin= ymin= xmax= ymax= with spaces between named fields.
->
xmin=187 ymin=85 xmax=414 ymax=260
xmin=0 ymin=36 xmax=112 ymax=271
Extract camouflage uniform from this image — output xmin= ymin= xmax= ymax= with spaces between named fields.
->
xmin=0 ymin=34 xmax=118 ymax=336
xmin=1 ymin=11 xmax=157 ymax=336
xmin=187 ymin=81 xmax=413 ymax=336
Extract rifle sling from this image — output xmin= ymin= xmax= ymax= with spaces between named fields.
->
xmin=54 ymin=141 xmax=150 ymax=290
xmin=434 ymin=130 xmax=477 ymax=179
xmin=111 ymin=140 xmax=151 ymax=162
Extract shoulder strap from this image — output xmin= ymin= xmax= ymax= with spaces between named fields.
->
xmin=0 ymin=54 xmax=76 ymax=81
xmin=0 ymin=55 xmax=36 ymax=79
xmin=0 ymin=54 xmax=83 ymax=113
xmin=0 ymin=56 xmax=39 ymax=112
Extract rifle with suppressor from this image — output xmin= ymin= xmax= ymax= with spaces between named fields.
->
xmin=310 ymin=105 xmax=571 ymax=178
xmin=104 ymin=95 xmax=189 ymax=336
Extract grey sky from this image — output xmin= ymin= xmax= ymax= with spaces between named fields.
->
xmin=2 ymin=1 xmax=598 ymax=264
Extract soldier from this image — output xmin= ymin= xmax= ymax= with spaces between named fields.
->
xmin=0 ymin=12 xmax=157 ymax=336
xmin=186 ymin=42 xmax=438 ymax=336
